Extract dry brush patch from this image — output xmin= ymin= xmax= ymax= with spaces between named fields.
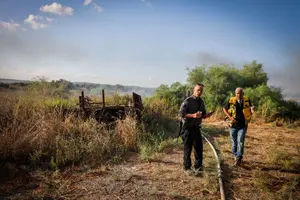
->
xmin=0 ymin=91 xmax=148 ymax=165
xmin=0 ymin=92 xmax=145 ymax=197
xmin=0 ymin=91 xmax=182 ymax=199
xmin=206 ymin=122 xmax=300 ymax=200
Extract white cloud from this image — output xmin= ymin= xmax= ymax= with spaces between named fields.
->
xmin=40 ymin=2 xmax=73 ymax=16
xmin=0 ymin=20 xmax=21 ymax=32
xmin=46 ymin=17 xmax=55 ymax=23
xmin=24 ymin=14 xmax=50 ymax=30
xmin=84 ymin=0 xmax=93 ymax=6
xmin=83 ymin=1 xmax=103 ymax=13
xmin=93 ymin=3 xmax=103 ymax=12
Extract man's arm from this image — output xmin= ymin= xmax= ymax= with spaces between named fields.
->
xmin=203 ymin=110 xmax=215 ymax=118
xmin=179 ymin=100 xmax=201 ymax=119
xmin=185 ymin=113 xmax=199 ymax=118
xmin=223 ymin=108 xmax=233 ymax=119
xmin=201 ymin=100 xmax=207 ymax=117
xmin=249 ymin=99 xmax=254 ymax=114
xmin=223 ymin=101 xmax=235 ymax=121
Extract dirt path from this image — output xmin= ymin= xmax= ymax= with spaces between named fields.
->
xmin=1 ymin=144 xmax=220 ymax=200
xmin=55 ymin=144 xmax=220 ymax=200
xmin=57 ymin=121 xmax=300 ymax=200
xmin=207 ymin=121 xmax=300 ymax=200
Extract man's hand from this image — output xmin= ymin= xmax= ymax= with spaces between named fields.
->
xmin=229 ymin=116 xmax=235 ymax=121
xmin=184 ymin=112 xmax=202 ymax=119
xmin=223 ymin=108 xmax=235 ymax=121
xmin=193 ymin=111 xmax=202 ymax=118
xmin=205 ymin=111 xmax=215 ymax=118
xmin=250 ymin=106 xmax=255 ymax=114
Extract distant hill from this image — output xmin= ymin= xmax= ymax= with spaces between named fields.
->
xmin=0 ymin=78 xmax=156 ymax=97
xmin=71 ymin=81 xmax=156 ymax=97
xmin=0 ymin=78 xmax=31 ymax=84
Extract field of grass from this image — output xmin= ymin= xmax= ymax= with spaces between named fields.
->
xmin=1 ymin=87 xmax=299 ymax=199
xmin=0 ymin=88 xmax=179 ymax=198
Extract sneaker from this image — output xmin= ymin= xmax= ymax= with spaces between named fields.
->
xmin=194 ymin=167 xmax=204 ymax=176
xmin=184 ymin=168 xmax=194 ymax=176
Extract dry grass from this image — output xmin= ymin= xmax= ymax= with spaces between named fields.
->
xmin=26 ymin=144 xmax=220 ymax=200
xmin=203 ymin=107 xmax=225 ymax=122
xmin=115 ymin=117 xmax=139 ymax=151
xmin=0 ymin=91 xmax=149 ymax=176
xmin=202 ymin=144 xmax=219 ymax=194
xmin=251 ymin=170 xmax=272 ymax=190
xmin=207 ymin=121 xmax=300 ymax=200
xmin=251 ymin=169 xmax=300 ymax=200
xmin=2 ymin=88 xmax=300 ymax=199
xmin=0 ymin=90 xmax=181 ymax=199
xmin=266 ymin=146 xmax=300 ymax=170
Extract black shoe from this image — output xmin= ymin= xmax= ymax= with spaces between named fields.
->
xmin=234 ymin=158 xmax=242 ymax=166
xmin=184 ymin=168 xmax=194 ymax=176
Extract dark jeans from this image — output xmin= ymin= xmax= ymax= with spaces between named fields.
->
xmin=182 ymin=127 xmax=203 ymax=170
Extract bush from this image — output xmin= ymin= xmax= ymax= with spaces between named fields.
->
xmin=0 ymin=92 xmax=140 ymax=169
xmin=0 ymin=89 xmax=178 ymax=170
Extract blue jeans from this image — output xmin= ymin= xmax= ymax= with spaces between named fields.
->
xmin=229 ymin=126 xmax=247 ymax=159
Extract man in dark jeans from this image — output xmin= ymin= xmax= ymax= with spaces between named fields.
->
xmin=179 ymin=83 xmax=213 ymax=175
xmin=223 ymin=87 xmax=254 ymax=166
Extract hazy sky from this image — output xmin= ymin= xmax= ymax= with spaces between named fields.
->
xmin=0 ymin=0 xmax=299 ymax=95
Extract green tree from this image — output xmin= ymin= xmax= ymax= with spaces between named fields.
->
xmin=238 ymin=61 xmax=269 ymax=87
xmin=186 ymin=65 xmax=206 ymax=86
xmin=185 ymin=61 xmax=270 ymax=110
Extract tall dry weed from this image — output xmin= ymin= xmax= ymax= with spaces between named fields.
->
xmin=0 ymin=87 xmax=180 ymax=170
xmin=0 ymin=92 xmax=143 ymax=169
xmin=115 ymin=116 xmax=139 ymax=150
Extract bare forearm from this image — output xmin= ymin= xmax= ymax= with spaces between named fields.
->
xmin=223 ymin=108 xmax=232 ymax=118
xmin=184 ymin=113 xmax=195 ymax=118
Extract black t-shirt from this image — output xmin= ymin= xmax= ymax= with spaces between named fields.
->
xmin=224 ymin=99 xmax=252 ymax=128
xmin=179 ymin=95 xmax=207 ymax=127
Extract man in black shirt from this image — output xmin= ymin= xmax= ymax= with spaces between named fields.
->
xmin=223 ymin=87 xmax=253 ymax=166
xmin=179 ymin=83 xmax=213 ymax=175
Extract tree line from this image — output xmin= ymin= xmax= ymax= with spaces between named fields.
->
xmin=148 ymin=60 xmax=300 ymax=122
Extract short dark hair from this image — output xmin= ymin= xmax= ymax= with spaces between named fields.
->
xmin=196 ymin=83 xmax=204 ymax=87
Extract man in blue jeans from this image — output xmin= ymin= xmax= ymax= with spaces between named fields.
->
xmin=223 ymin=87 xmax=254 ymax=166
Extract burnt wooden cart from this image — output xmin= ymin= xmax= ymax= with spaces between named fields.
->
xmin=76 ymin=90 xmax=143 ymax=123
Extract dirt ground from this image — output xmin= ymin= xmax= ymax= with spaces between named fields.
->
xmin=59 ymin=146 xmax=219 ymax=200
xmin=207 ymin=121 xmax=300 ymax=200
xmin=1 ymin=121 xmax=300 ymax=200
xmin=1 ymin=147 xmax=220 ymax=200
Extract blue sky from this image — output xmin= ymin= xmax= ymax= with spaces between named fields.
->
xmin=0 ymin=0 xmax=299 ymax=95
